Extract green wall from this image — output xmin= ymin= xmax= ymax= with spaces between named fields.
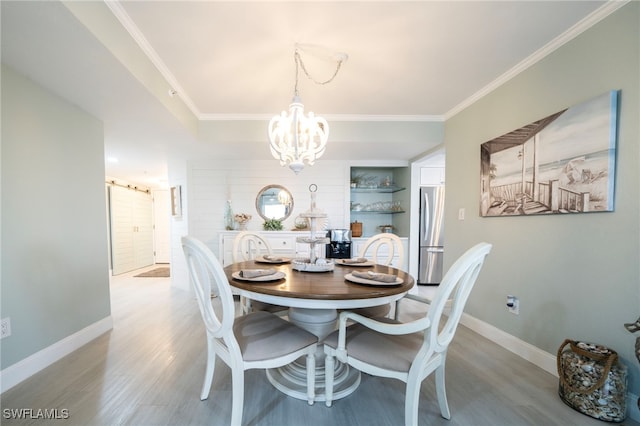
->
xmin=1 ymin=65 xmax=112 ymax=369
xmin=444 ymin=4 xmax=639 ymax=396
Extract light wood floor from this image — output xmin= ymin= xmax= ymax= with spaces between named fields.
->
xmin=2 ymin=266 xmax=637 ymax=426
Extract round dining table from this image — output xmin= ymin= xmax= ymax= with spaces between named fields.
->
xmin=223 ymin=259 xmax=415 ymax=402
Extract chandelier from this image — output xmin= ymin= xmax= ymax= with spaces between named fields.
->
xmin=277 ymin=189 xmax=291 ymax=206
xmin=268 ymin=47 xmax=346 ymax=174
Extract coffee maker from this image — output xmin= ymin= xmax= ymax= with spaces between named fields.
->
xmin=325 ymin=229 xmax=352 ymax=259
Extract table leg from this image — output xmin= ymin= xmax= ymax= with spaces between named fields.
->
xmin=265 ymin=307 xmax=361 ymax=402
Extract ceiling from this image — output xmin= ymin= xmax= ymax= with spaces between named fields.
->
xmin=1 ymin=0 xmax=616 ymax=188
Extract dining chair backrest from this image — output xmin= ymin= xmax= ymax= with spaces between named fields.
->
xmin=358 ymin=233 xmax=404 ymax=267
xmin=323 ymin=242 xmax=492 ymax=425
xmin=424 ymin=242 xmax=492 ymax=358
xmin=232 ymin=231 xmax=273 ymax=262
xmin=182 ymin=236 xmax=236 ymax=347
xmin=182 ymin=235 xmax=318 ymax=424
xmin=231 ymin=231 xmax=286 ymax=315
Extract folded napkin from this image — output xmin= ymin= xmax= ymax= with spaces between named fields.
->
xmin=262 ymin=255 xmax=283 ymax=262
xmin=239 ymin=268 xmax=277 ymax=278
xmin=352 ymin=271 xmax=398 ymax=283
xmin=343 ymin=257 xmax=368 ymax=264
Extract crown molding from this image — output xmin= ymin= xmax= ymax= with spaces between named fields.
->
xmin=105 ymin=0 xmax=202 ymax=116
xmin=106 ymin=0 xmax=627 ymax=124
xmin=443 ymin=0 xmax=630 ymax=120
xmin=197 ymin=113 xmax=444 ymax=122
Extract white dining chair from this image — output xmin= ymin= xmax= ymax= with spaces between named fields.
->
xmin=358 ymin=232 xmax=405 ymax=268
xmin=232 ymin=231 xmax=287 ymax=315
xmin=181 ymin=236 xmax=317 ymax=426
xmin=352 ymin=232 xmax=406 ymax=317
xmin=324 ymin=242 xmax=492 ymax=426
xmin=232 ymin=231 xmax=273 ymax=262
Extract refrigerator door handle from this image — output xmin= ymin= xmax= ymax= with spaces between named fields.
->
xmin=422 ymin=191 xmax=430 ymax=245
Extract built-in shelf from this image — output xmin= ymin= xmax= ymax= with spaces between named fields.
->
xmin=350 ymin=186 xmax=406 ymax=193
xmin=350 ymin=166 xmax=410 ymax=238
xmin=351 ymin=210 xmax=405 ymax=214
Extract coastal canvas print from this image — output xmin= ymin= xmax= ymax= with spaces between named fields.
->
xmin=480 ymin=90 xmax=618 ymax=217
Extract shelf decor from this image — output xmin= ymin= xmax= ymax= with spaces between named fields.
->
xmin=234 ymin=213 xmax=251 ymax=230
xmin=351 ymin=201 xmax=404 ymax=213
xmin=262 ymin=218 xmax=283 ymax=231
xmin=224 ymin=200 xmax=234 ymax=230
xmin=480 ymin=90 xmax=619 ymax=217
xmin=349 ymin=166 xmax=408 ymax=238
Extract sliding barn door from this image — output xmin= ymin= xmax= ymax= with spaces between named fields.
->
xmin=109 ymin=185 xmax=154 ymax=275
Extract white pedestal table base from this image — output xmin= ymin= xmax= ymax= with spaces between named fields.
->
xmin=265 ymin=307 xmax=361 ymax=402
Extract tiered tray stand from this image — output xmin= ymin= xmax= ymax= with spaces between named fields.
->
xmin=292 ymin=184 xmax=334 ymax=272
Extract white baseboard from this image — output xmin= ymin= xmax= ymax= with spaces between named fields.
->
xmin=0 ymin=316 xmax=113 ymax=394
xmin=2 ymin=312 xmax=637 ymax=422
xmin=460 ymin=313 xmax=558 ymax=375
xmin=461 ymin=313 xmax=640 ymax=423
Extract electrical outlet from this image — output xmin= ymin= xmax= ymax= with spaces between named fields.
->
xmin=1 ymin=317 xmax=11 ymax=338
xmin=506 ymin=296 xmax=520 ymax=315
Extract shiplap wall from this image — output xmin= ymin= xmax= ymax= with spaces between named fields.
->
xmin=169 ymin=158 xmax=409 ymax=292
xmin=187 ymin=159 xmax=353 ymax=259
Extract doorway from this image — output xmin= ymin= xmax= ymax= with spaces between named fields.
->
xmin=107 ymin=184 xmax=171 ymax=275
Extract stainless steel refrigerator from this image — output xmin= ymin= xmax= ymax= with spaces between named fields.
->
xmin=418 ymin=186 xmax=445 ymax=285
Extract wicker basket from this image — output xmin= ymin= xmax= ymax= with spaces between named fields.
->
xmin=557 ymin=339 xmax=627 ymax=422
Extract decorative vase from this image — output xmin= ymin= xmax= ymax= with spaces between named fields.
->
xmin=237 ymin=222 xmax=247 ymax=231
xmin=224 ymin=200 xmax=235 ymax=230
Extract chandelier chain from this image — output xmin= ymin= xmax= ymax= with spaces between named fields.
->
xmin=294 ymin=50 xmax=343 ymax=96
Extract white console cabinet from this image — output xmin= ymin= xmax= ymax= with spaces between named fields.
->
xmin=219 ymin=232 xmax=407 ymax=271
xmin=219 ymin=231 xmax=324 ymax=267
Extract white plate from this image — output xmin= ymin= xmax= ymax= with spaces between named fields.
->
xmin=345 ymin=273 xmax=403 ymax=286
xmin=232 ymin=271 xmax=286 ymax=282
xmin=255 ymin=255 xmax=291 ymax=264
xmin=335 ymin=259 xmax=375 ymax=267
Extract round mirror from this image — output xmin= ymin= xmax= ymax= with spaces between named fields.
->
xmin=255 ymin=185 xmax=294 ymax=222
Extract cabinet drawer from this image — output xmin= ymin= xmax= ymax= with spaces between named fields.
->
xmin=264 ymin=235 xmax=295 ymax=255
xmin=220 ymin=231 xmax=309 ymax=265
xmin=220 ymin=234 xmax=291 ymax=264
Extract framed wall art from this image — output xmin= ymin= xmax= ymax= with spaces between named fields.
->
xmin=480 ymin=90 xmax=619 ymax=217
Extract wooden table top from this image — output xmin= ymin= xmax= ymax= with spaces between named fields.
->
xmin=223 ymin=260 xmax=414 ymax=301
